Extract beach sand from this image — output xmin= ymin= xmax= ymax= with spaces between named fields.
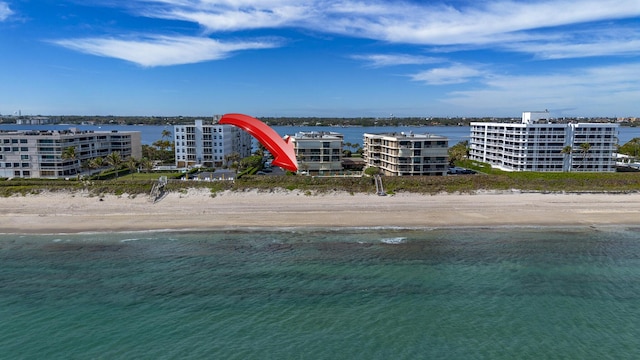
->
xmin=1 ymin=189 xmax=640 ymax=234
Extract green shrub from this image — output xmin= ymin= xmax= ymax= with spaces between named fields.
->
xmin=2 ymin=169 xmax=640 ymax=197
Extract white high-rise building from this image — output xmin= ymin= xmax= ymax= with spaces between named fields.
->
xmin=469 ymin=111 xmax=618 ymax=172
xmin=174 ymin=118 xmax=252 ymax=168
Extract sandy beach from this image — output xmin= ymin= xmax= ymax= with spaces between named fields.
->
xmin=1 ymin=189 xmax=639 ymax=234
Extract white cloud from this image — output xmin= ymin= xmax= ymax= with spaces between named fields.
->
xmin=53 ymin=35 xmax=280 ymax=67
xmin=410 ymin=64 xmax=485 ymax=85
xmin=134 ymin=0 xmax=640 ymax=46
xmin=0 ymin=2 xmax=13 ymax=21
xmin=139 ymin=1 xmax=311 ymax=32
xmin=443 ymin=63 xmax=640 ymax=116
xmin=358 ymin=0 xmax=640 ymax=46
xmin=351 ymin=54 xmax=442 ymax=67
xmin=503 ymin=29 xmax=640 ymax=59
xmin=52 ymin=0 xmax=640 ymax=66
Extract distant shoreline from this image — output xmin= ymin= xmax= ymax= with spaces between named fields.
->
xmin=2 ymin=190 xmax=640 ymax=235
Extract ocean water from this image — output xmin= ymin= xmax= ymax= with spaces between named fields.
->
xmin=1 ymin=227 xmax=640 ymax=359
xmin=5 ymin=124 xmax=640 ymax=147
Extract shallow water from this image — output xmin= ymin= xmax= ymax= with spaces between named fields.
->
xmin=1 ymin=227 xmax=639 ymax=359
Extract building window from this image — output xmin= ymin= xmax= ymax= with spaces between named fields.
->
xmin=21 ymin=155 xmax=29 ymax=160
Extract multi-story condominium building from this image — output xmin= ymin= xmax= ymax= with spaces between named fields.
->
xmin=290 ymin=131 xmax=343 ymax=174
xmin=363 ymin=132 xmax=449 ymax=176
xmin=0 ymin=128 xmax=141 ymax=178
xmin=174 ymin=118 xmax=253 ymax=168
xmin=15 ymin=116 xmax=59 ymax=125
xmin=469 ymin=111 xmax=618 ymax=172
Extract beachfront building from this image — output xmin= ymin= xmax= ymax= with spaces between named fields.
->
xmin=469 ymin=111 xmax=619 ymax=172
xmin=0 ymin=128 xmax=141 ymax=178
xmin=174 ymin=118 xmax=252 ymax=168
xmin=363 ymin=132 xmax=449 ymax=176
xmin=290 ymin=131 xmax=344 ymax=174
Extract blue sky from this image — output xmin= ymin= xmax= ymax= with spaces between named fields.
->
xmin=1 ymin=1 xmax=639 ymax=118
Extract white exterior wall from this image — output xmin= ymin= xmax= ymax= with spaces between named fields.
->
xmin=0 ymin=129 xmax=141 ymax=178
xmin=174 ymin=120 xmax=252 ymax=168
xmin=469 ymin=122 xmax=618 ymax=172
xmin=291 ymin=131 xmax=343 ymax=173
xmin=363 ymin=132 xmax=449 ymax=176
xmin=522 ymin=110 xmax=550 ymax=124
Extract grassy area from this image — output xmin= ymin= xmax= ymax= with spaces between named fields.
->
xmin=2 ymin=167 xmax=640 ymax=197
xmin=112 ymin=172 xmax=184 ymax=181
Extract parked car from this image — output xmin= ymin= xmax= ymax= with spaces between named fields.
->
xmin=448 ymin=167 xmax=477 ymax=175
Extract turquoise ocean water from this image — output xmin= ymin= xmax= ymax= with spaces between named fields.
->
xmin=1 ymin=227 xmax=640 ymax=359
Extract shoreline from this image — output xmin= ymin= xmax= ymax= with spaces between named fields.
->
xmin=2 ymin=189 xmax=640 ymax=235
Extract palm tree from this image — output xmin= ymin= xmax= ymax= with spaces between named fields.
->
xmin=560 ymin=145 xmax=573 ymax=171
xmin=88 ymin=157 xmax=104 ymax=175
xmin=126 ymin=157 xmax=138 ymax=178
xmin=61 ymin=146 xmax=79 ymax=179
xmin=449 ymin=140 xmax=470 ymax=166
xmin=579 ymin=142 xmax=591 ymax=169
xmin=142 ymin=144 xmax=158 ymax=161
xmin=224 ymin=152 xmax=240 ymax=169
xmin=155 ymin=129 xmax=173 ymax=155
xmin=140 ymin=157 xmax=154 ymax=173
xmin=105 ymin=151 xmax=122 ymax=175
xmin=161 ymin=129 xmax=172 ymax=141
xmin=80 ymin=160 xmax=91 ymax=177
xmin=254 ymin=146 xmax=265 ymax=158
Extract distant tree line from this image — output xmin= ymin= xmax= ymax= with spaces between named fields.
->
xmin=2 ymin=115 xmax=623 ymax=127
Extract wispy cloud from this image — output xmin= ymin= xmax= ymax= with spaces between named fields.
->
xmin=410 ymin=64 xmax=485 ymax=85
xmin=443 ymin=63 xmax=640 ymax=115
xmin=351 ymin=54 xmax=441 ymax=68
xmin=0 ymin=2 xmax=12 ymax=21
xmin=139 ymin=1 xmax=311 ymax=32
xmin=503 ymin=28 xmax=640 ymax=59
xmin=136 ymin=1 xmax=640 ymax=45
xmin=120 ymin=0 xmax=640 ymax=46
xmin=52 ymin=0 xmax=640 ymax=66
xmin=53 ymin=35 xmax=280 ymax=67
xmin=317 ymin=0 xmax=640 ymax=46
